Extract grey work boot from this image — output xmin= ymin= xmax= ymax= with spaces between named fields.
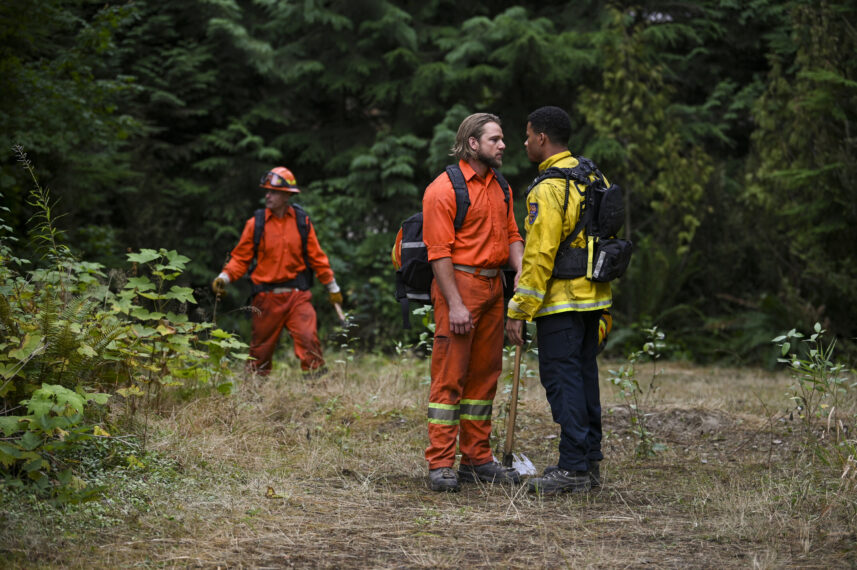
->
xmin=429 ymin=467 xmax=460 ymax=492
xmin=545 ymin=461 xmax=601 ymax=487
xmin=528 ymin=468 xmax=591 ymax=495
xmin=458 ymin=461 xmax=521 ymax=484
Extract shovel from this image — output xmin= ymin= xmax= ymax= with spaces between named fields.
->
xmin=501 ymin=343 xmax=536 ymax=475
xmin=334 ymin=302 xmax=346 ymax=323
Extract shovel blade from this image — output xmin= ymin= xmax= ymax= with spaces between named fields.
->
xmin=498 ymin=452 xmax=537 ymax=476
xmin=511 ymin=453 xmax=537 ymax=476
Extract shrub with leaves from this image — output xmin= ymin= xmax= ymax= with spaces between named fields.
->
xmin=0 ymin=384 xmax=109 ymax=503
xmin=608 ymin=326 xmax=667 ymax=458
xmin=0 ymin=151 xmax=249 ymax=501
xmin=774 ymin=324 xmax=853 ymax=433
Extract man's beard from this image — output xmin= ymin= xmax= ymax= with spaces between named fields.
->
xmin=476 ymin=148 xmax=502 ymax=169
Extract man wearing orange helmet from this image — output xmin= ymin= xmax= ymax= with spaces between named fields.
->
xmin=212 ymin=167 xmax=342 ymax=376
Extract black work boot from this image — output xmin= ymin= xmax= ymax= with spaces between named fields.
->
xmin=458 ymin=461 xmax=521 ymax=484
xmin=429 ymin=467 xmax=460 ymax=492
xmin=588 ymin=461 xmax=601 ymax=487
xmin=528 ymin=468 xmax=591 ymax=495
xmin=545 ymin=461 xmax=601 ymax=487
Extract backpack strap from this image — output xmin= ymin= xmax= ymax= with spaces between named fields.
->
xmin=249 ymin=208 xmax=266 ymax=276
xmin=445 ymin=165 xmax=470 ymax=230
xmin=528 ymin=158 xmax=603 ymax=255
xmin=291 ymin=203 xmax=314 ymax=289
xmin=446 ymin=164 xmax=511 ymax=230
xmin=492 ymin=168 xmax=511 ymax=213
xmin=248 ymin=205 xmax=313 ymax=290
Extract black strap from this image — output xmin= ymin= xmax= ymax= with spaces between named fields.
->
xmin=493 ymin=169 xmax=511 ymax=208
xmin=291 ymin=203 xmax=314 ymax=288
xmin=446 ymin=164 xmax=510 ymax=230
xmin=528 ymin=158 xmax=605 ymax=253
xmin=445 ymin=165 xmax=470 ymax=230
xmin=249 ymin=204 xmax=313 ymax=290
xmin=249 ymin=208 xmax=266 ymax=276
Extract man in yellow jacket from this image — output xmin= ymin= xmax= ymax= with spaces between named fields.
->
xmin=506 ymin=106 xmax=612 ymax=494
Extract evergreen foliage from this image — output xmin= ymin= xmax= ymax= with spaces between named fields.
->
xmin=0 ymin=0 xmax=855 ymax=362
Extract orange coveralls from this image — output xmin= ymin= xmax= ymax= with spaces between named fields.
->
xmin=222 ymin=207 xmax=335 ymax=374
xmin=422 ymin=160 xmax=523 ymax=469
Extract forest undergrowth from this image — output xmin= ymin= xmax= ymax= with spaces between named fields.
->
xmin=2 ymin=153 xmax=856 ymax=567
xmin=2 ymin=347 xmax=856 ymax=568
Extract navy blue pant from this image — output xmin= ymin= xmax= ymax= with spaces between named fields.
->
xmin=535 ymin=310 xmax=603 ymax=473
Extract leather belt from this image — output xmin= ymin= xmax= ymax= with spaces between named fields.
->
xmin=453 ymin=264 xmax=499 ymax=277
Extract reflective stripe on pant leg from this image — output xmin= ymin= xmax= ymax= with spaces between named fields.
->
xmin=428 ymin=402 xmax=460 ymax=425
xmin=458 ymin=273 xmax=503 ymax=467
xmin=425 ymin=285 xmax=474 ymax=469
xmin=460 ymin=399 xmax=492 ymax=421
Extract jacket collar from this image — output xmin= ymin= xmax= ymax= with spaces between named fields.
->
xmin=538 ymin=150 xmax=572 ymax=172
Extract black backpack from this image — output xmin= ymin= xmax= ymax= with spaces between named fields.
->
xmin=393 ymin=165 xmax=510 ymax=328
xmin=248 ymin=204 xmax=313 ymax=295
xmin=529 ymin=156 xmax=632 ymax=282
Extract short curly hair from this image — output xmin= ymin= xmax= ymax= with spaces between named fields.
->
xmin=450 ymin=113 xmax=502 ymax=161
xmin=527 ymin=106 xmax=571 ymax=145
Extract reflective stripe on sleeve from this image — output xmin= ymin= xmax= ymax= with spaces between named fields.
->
xmin=460 ymin=399 xmax=492 ymax=421
xmin=515 ymin=286 xmax=544 ymax=301
xmin=428 ymin=402 xmax=460 ymax=425
xmin=534 ymin=298 xmax=612 ymax=316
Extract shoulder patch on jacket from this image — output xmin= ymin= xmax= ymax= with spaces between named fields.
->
xmin=528 ymin=202 xmax=538 ymax=225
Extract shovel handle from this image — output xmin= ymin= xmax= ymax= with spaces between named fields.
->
xmin=502 ymin=343 xmax=523 ymax=466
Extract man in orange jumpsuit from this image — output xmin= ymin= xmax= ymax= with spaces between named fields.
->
xmin=422 ymin=113 xmax=524 ymax=492
xmin=211 ymin=167 xmax=342 ymax=376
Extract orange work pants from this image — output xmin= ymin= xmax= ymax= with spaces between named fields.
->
xmin=425 ymin=271 xmax=504 ymax=469
xmin=249 ymin=290 xmax=324 ymax=375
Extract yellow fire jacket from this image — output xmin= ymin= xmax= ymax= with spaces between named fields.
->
xmin=507 ymin=151 xmax=612 ymax=321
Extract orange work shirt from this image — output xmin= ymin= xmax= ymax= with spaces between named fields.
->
xmin=222 ymin=206 xmax=334 ymax=286
xmin=422 ymin=160 xmax=523 ymax=267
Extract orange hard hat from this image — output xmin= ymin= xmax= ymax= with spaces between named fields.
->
xmin=259 ymin=166 xmax=300 ymax=193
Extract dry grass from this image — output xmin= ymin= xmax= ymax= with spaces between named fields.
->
xmin=2 ymin=349 xmax=856 ymax=568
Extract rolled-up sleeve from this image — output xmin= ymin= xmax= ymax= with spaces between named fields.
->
xmin=422 ymin=176 xmax=457 ymax=262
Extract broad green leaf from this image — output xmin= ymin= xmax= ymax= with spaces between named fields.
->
xmin=20 ymin=430 xmax=44 ymax=451
xmin=8 ymin=333 xmax=44 ymax=361
xmin=0 ymin=416 xmax=25 ymax=437
xmin=138 ymin=291 xmax=170 ymax=300
xmin=77 ymin=344 xmax=98 ymax=358
xmin=164 ymin=286 xmax=196 ymax=303
xmin=126 ymin=249 xmax=161 ymax=264
xmin=22 ymin=456 xmax=48 ymax=473
xmin=86 ymin=392 xmax=110 ymax=405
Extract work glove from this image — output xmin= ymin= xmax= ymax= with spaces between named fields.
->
xmin=211 ymin=276 xmax=228 ymax=298
xmin=326 ymin=279 xmax=342 ymax=306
